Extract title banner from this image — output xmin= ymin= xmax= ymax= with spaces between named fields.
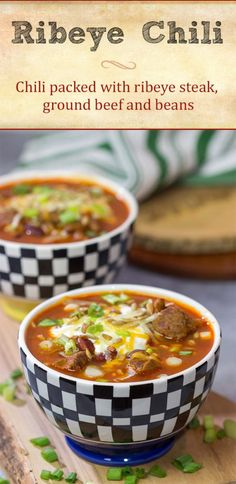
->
xmin=0 ymin=1 xmax=235 ymax=128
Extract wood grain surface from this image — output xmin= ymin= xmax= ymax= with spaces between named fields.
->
xmin=0 ymin=309 xmax=236 ymax=484
xmin=131 ymin=186 xmax=236 ymax=278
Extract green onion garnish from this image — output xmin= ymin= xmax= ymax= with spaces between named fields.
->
xmin=50 ymin=469 xmax=64 ymax=481
xmin=216 ymin=428 xmax=226 ymax=439
xmin=172 ymin=454 xmax=202 ymax=473
xmin=88 ymin=303 xmax=104 ymax=318
xmin=188 ymin=416 xmax=200 ymax=429
xmin=148 ymin=464 xmax=167 ymax=478
xmin=86 ymin=323 xmax=104 ymax=335
xmin=40 ymin=470 xmax=51 ymax=481
xmin=122 ymin=467 xmax=133 ymax=476
xmin=59 ymin=207 xmax=79 ymax=224
xmin=12 ymin=184 xmax=31 ymax=195
xmin=179 ymin=350 xmax=193 ymax=356
xmin=30 ymin=436 xmax=50 ymax=447
xmin=0 ymin=478 xmax=10 ymax=484
xmin=204 ymin=428 xmax=217 ymax=443
xmin=134 ymin=467 xmax=146 ymax=478
xmin=203 ymin=415 xmax=214 ymax=430
xmin=124 ymin=476 xmax=137 ymax=484
xmin=0 ymin=379 xmax=13 ymax=395
xmin=38 ymin=319 xmax=62 ymax=327
xmin=41 ymin=447 xmax=58 ymax=463
xmin=91 ymin=203 xmax=108 ymax=217
xmin=2 ymin=382 xmax=16 ymax=402
xmin=65 ymin=472 xmax=78 ymax=483
xmin=23 ymin=208 xmax=39 ymax=219
xmin=106 ymin=468 xmax=123 ymax=480
xmin=10 ymin=368 xmax=23 ymax=380
xmin=224 ymin=419 xmax=236 ymax=439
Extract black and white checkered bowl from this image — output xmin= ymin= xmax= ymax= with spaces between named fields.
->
xmin=18 ymin=284 xmax=221 ymax=449
xmin=0 ymin=172 xmax=137 ymax=302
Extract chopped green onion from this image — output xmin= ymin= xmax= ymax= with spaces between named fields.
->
xmin=33 ymin=186 xmax=54 ymax=195
xmin=149 ymin=464 xmax=167 ymax=478
xmin=23 ymin=208 xmax=39 ymax=219
xmin=86 ymin=323 xmax=104 ymax=335
xmin=124 ymin=476 xmax=137 ymax=484
xmin=204 ymin=428 xmax=217 ymax=443
xmin=102 ymin=293 xmax=129 ymax=305
xmin=188 ymin=416 xmax=200 ymax=429
xmin=30 ymin=436 xmax=50 ymax=447
xmin=41 ymin=447 xmax=58 ymax=463
xmin=91 ymin=203 xmax=108 ymax=217
xmin=182 ymin=462 xmax=202 ymax=473
xmin=12 ymin=184 xmax=31 ymax=195
xmin=0 ymin=379 xmax=13 ymax=395
xmin=88 ymin=303 xmax=104 ymax=318
xmin=179 ymin=350 xmax=193 ymax=356
xmin=65 ymin=472 xmax=78 ymax=483
xmin=84 ymin=230 xmax=97 ymax=238
xmin=172 ymin=454 xmax=202 ymax=474
xmin=38 ymin=318 xmax=63 ymax=327
xmin=59 ymin=207 xmax=79 ymax=224
xmin=10 ymin=368 xmax=23 ymax=380
xmin=0 ymin=478 xmax=10 ymax=484
xmin=146 ymin=347 xmax=153 ymax=355
xmin=50 ymin=469 xmax=64 ymax=481
xmin=64 ymin=339 xmax=77 ymax=356
xmin=134 ymin=467 xmax=146 ymax=478
xmin=224 ymin=419 xmax=236 ymax=439
xmin=2 ymin=382 xmax=16 ymax=401
xmin=115 ymin=329 xmax=131 ymax=338
xmin=40 ymin=470 xmax=51 ymax=481
xmin=106 ymin=468 xmax=123 ymax=480
xmin=216 ymin=428 xmax=226 ymax=439
xmin=203 ymin=415 xmax=214 ymax=430
xmin=90 ymin=187 xmax=103 ymax=197
xmin=122 ymin=467 xmax=133 ymax=476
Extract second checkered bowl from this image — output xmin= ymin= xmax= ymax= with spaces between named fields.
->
xmin=0 ymin=172 xmax=137 ymax=305
xmin=18 ymin=285 xmax=221 ymax=461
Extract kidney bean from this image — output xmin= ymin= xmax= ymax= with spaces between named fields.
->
xmin=77 ymin=336 xmax=95 ymax=354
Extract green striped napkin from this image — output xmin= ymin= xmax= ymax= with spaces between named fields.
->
xmin=18 ymin=130 xmax=236 ymax=200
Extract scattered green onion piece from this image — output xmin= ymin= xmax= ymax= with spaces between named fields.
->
xmin=59 ymin=207 xmax=79 ymax=224
xmin=0 ymin=379 xmax=13 ymax=395
xmin=203 ymin=415 xmax=214 ymax=430
xmin=224 ymin=419 xmax=236 ymax=439
xmin=124 ymin=476 xmax=137 ymax=484
xmin=64 ymin=339 xmax=77 ymax=356
xmin=179 ymin=350 xmax=193 ymax=356
xmin=90 ymin=187 xmax=103 ymax=197
xmin=33 ymin=186 xmax=54 ymax=195
xmin=10 ymin=368 xmax=23 ymax=380
xmin=38 ymin=319 xmax=59 ymax=327
xmin=182 ymin=462 xmax=202 ymax=473
xmin=65 ymin=472 xmax=78 ymax=483
xmin=88 ymin=303 xmax=104 ymax=318
xmin=204 ymin=428 xmax=217 ymax=443
xmin=122 ymin=467 xmax=133 ymax=476
xmin=2 ymin=383 xmax=16 ymax=402
xmin=173 ymin=454 xmax=193 ymax=468
xmin=149 ymin=464 xmax=167 ymax=478
xmin=188 ymin=416 xmax=200 ymax=429
xmin=30 ymin=436 xmax=50 ymax=447
xmin=12 ymin=184 xmax=31 ymax=195
xmin=50 ymin=469 xmax=64 ymax=481
xmin=106 ymin=468 xmax=123 ymax=480
xmin=86 ymin=323 xmax=104 ymax=335
xmin=41 ymin=447 xmax=58 ymax=463
xmin=23 ymin=208 xmax=39 ymax=219
xmin=134 ymin=467 xmax=146 ymax=478
xmin=91 ymin=203 xmax=108 ymax=217
xmin=40 ymin=470 xmax=51 ymax=481
xmin=217 ymin=428 xmax=226 ymax=439
xmin=85 ymin=230 xmax=97 ymax=238
xmin=0 ymin=478 xmax=10 ymax=484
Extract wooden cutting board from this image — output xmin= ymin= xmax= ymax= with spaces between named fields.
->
xmin=0 ymin=310 xmax=236 ymax=484
xmin=130 ymin=186 xmax=236 ymax=278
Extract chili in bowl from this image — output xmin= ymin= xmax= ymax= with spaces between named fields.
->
xmin=0 ymin=172 xmax=137 ymax=320
xmin=18 ymin=284 xmax=221 ymax=466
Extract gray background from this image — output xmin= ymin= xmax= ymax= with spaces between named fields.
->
xmin=0 ymin=131 xmax=235 ymax=402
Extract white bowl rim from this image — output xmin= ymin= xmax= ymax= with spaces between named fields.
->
xmin=0 ymin=171 xmax=138 ymax=249
xmin=18 ymin=284 xmax=221 ymax=387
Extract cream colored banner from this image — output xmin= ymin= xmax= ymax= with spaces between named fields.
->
xmin=0 ymin=1 xmax=235 ymax=128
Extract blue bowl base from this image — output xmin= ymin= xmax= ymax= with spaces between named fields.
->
xmin=65 ymin=436 xmax=175 ymax=467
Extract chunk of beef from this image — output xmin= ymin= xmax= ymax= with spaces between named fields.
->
xmin=106 ymin=345 xmax=118 ymax=360
xmin=0 ymin=210 xmax=14 ymax=228
xmin=128 ymin=351 xmax=161 ymax=374
xmin=63 ymin=350 xmax=88 ymax=371
xmin=152 ymin=304 xmax=196 ymax=340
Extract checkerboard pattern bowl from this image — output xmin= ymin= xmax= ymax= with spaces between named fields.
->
xmin=0 ymin=173 xmax=137 ymax=301
xmin=18 ymin=285 xmax=221 ymax=447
